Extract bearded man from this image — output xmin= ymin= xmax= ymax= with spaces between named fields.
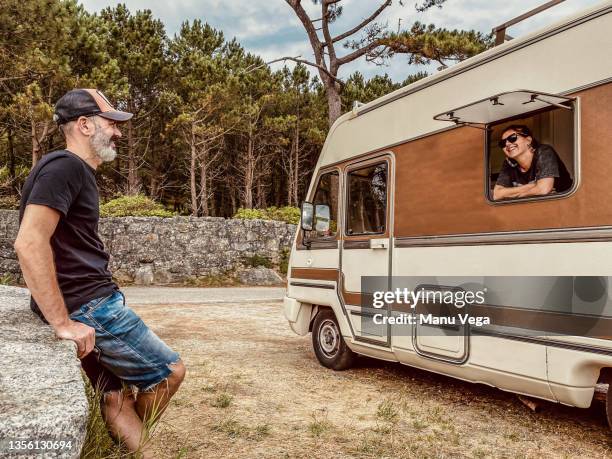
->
xmin=14 ymin=89 xmax=185 ymax=458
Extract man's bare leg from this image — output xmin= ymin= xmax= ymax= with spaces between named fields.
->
xmin=135 ymin=361 xmax=186 ymax=423
xmin=102 ymin=390 xmax=153 ymax=458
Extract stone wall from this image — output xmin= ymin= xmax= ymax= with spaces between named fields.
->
xmin=0 ymin=285 xmax=88 ymax=458
xmin=0 ymin=210 xmax=297 ymax=285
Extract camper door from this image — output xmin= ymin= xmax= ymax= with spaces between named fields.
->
xmin=341 ymin=155 xmax=393 ymax=345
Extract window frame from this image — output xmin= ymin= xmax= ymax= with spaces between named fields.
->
xmin=484 ymin=99 xmax=581 ymax=206
xmin=307 ymin=168 xmax=341 ymax=242
xmin=344 ymin=159 xmax=389 ymax=237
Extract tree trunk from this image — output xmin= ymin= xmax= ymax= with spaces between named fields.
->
xmin=243 ymin=124 xmax=254 ymax=209
xmin=189 ymin=128 xmax=198 ymax=216
xmin=293 ymin=117 xmax=300 ymax=206
xmin=230 ymin=189 xmax=237 ymax=216
xmin=326 ymin=82 xmax=342 ymax=127
xmin=31 ymin=119 xmax=39 ymax=166
xmin=286 ymin=142 xmax=294 ymax=206
xmin=150 ymin=174 xmax=159 ymax=199
xmin=199 ymin=146 xmax=209 ymax=217
xmin=126 ymin=119 xmax=140 ymax=195
xmin=256 ymin=175 xmax=265 ymax=208
xmin=8 ymin=127 xmax=16 ymax=190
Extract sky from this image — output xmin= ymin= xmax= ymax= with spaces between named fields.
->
xmin=79 ymin=0 xmax=604 ymax=82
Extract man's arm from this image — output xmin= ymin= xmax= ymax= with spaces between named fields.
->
xmin=14 ymin=204 xmax=95 ymax=358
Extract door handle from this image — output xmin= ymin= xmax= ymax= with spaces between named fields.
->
xmin=370 ymin=238 xmax=389 ymax=249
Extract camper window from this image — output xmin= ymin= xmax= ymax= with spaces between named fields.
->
xmin=488 ymin=106 xmax=575 ymax=203
xmin=346 ymin=163 xmax=387 ymax=235
xmin=311 ymin=171 xmax=339 ymax=238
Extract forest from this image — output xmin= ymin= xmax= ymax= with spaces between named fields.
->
xmin=0 ymin=0 xmax=490 ymax=217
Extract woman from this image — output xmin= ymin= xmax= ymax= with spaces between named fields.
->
xmin=493 ymin=125 xmax=572 ymax=200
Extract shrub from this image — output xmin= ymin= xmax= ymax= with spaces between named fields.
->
xmin=100 ymin=194 xmax=175 ymax=218
xmin=242 ymin=254 xmax=272 ymax=269
xmin=233 ymin=206 xmax=299 ymax=225
xmin=0 ymin=195 xmax=19 ymax=210
xmin=279 ymin=248 xmax=290 ymax=275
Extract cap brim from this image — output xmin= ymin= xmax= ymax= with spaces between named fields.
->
xmin=99 ymin=110 xmax=133 ymax=122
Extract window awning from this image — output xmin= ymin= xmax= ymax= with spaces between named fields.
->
xmin=433 ymin=90 xmax=575 ymax=125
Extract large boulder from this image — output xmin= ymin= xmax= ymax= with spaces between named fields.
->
xmin=238 ymin=267 xmax=284 ymax=286
xmin=0 ymin=285 xmax=88 ymax=458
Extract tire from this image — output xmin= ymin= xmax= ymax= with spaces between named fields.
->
xmin=606 ymin=384 xmax=612 ymax=430
xmin=311 ymin=308 xmax=356 ymax=370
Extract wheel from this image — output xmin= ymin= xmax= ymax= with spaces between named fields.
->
xmin=311 ymin=308 xmax=356 ymax=370
xmin=606 ymin=384 xmax=612 ymax=430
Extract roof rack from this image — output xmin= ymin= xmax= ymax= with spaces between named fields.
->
xmin=492 ymin=0 xmax=566 ymax=45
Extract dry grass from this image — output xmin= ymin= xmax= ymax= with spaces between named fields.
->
xmin=80 ymin=376 xmax=125 ymax=459
xmin=80 ymin=374 xmax=166 ymax=458
xmin=127 ymin=300 xmax=612 ymax=458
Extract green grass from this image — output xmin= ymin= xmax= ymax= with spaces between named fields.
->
xmin=211 ymin=418 xmax=246 ymax=438
xmin=80 ymin=375 xmax=124 ymax=458
xmin=308 ymin=411 xmax=333 ymax=438
xmin=376 ymin=399 xmax=399 ymax=424
xmin=80 ymin=373 xmax=165 ymax=458
xmin=210 ymin=393 xmax=233 ymax=408
xmin=0 ymin=273 xmax=17 ymax=286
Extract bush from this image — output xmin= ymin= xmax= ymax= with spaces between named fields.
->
xmin=0 ymin=195 xmax=19 ymax=210
xmin=233 ymin=206 xmax=300 ymax=225
xmin=242 ymin=254 xmax=272 ymax=269
xmin=100 ymin=195 xmax=175 ymax=218
xmin=279 ymin=248 xmax=290 ymax=275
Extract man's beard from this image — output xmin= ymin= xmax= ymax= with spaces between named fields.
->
xmin=90 ymin=121 xmax=117 ymax=162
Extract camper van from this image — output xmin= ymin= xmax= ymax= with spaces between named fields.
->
xmin=283 ymin=2 xmax=612 ymax=428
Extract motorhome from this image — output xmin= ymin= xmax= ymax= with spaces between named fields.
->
xmin=283 ymin=1 xmax=612 ymax=428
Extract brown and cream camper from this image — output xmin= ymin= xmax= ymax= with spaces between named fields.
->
xmin=284 ymin=1 xmax=612 ymax=428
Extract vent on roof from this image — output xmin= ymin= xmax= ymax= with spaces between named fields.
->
xmin=433 ymin=90 xmax=574 ymax=127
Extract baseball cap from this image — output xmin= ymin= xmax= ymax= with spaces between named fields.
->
xmin=53 ymin=89 xmax=133 ymax=125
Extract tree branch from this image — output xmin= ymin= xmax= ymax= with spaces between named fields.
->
xmin=321 ymin=1 xmax=337 ymax=67
xmin=267 ymin=56 xmax=345 ymax=86
xmin=331 ymin=0 xmax=391 ymax=44
xmin=336 ymin=40 xmax=385 ymax=66
xmin=284 ymin=0 xmax=325 ymax=69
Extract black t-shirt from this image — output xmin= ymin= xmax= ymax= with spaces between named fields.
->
xmin=19 ymin=150 xmax=117 ymax=316
xmin=495 ymin=144 xmax=573 ymax=193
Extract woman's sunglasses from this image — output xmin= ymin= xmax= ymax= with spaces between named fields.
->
xmin=498 ymin=132 xmax=524 ymax=148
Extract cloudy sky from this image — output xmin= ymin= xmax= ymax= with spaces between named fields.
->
xmin=80 ymin=0 xmax=603 ymax=82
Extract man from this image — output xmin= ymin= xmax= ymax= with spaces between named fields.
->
xmin=14 ymin=89 xmax=185 ymax=457
xmin=493 ymin=124 xmax=572 ymax=200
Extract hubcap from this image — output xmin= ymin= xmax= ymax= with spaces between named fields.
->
xmin=319 ymin=319 xmax=340 ymax=358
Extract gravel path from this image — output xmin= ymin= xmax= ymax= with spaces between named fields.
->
xmin=131 ymin=298 xmax=612 ymax=459
xmin=122 ymin=286 xmax=285 ymax=305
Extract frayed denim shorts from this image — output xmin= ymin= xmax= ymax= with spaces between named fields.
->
xmin=70 ymin=290 xmax=180 ymax=392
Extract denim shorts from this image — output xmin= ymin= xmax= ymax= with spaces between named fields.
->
xmin=70 ymin=290 xmax=180 ymax=392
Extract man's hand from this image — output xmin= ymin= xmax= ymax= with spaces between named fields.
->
xmin=54 ymin=320 xmax=96 ymax=358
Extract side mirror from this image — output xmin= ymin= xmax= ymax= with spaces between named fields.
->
xmin=314 ymin=204 xmax=330 ymax=233
xmin=301 ymin=202 xmax=314 ymax=231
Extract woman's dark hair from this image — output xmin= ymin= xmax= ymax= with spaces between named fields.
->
xmin=501 ymin=124 xmax=540 ymax=149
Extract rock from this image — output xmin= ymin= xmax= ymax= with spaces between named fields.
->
xmin=0 ymin=210 xmax=297 ymax=286
xmin=134 ymin=264 xmax=154 ymax=285
xmin=0 ymin=285 xmax=88 ymax=458
xmin=238 ymin=267 xmax=284 ymax=286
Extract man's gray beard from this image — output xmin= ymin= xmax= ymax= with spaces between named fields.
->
xmin=90 ymin=124 xmax=117 ymax=162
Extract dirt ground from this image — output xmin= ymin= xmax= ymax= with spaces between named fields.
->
xmin=131 ymin=301 xmax=612 ymax=459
